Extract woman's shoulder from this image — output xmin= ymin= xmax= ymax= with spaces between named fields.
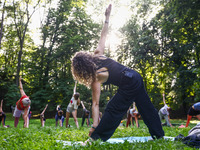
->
xmin=94 ymin=54 xmax=107 ymax=59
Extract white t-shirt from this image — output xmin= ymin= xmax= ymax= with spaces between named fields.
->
xmin=160 ymin=104 xmax=170 ymax=115
xmin=130 ymin=108 xmax=138 ymax=114
xmin=68 ymin=96 xmax=78 ymax=109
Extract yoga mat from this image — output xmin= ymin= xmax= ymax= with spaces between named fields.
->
xmin=56 ymin=136 xmax=174 ymax=146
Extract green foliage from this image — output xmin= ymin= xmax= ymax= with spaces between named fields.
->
xmin=4 ymin=83 xmax=20 ymax=106
xmin=192 ymin=68 xmax=200 ymax=102
xmin=119 ymin=0 xmax=200 ymax=111
xmin=24 ymin=0 xmax=101 ymax=110
xmin=0 ymin=0 xmax=103 ymax=110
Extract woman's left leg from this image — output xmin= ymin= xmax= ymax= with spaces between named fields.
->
xmin=126 ymin=113 xmax=131 ymax=127
xmin=72 ymin=110 xmax=79 ymax=128
xmin=134 ymin=88 xmax=164 ymax=139
xmin=65 ymin=112 xmax=70 ymax=128
xmin=91 ymin=92 xmax=133 ymax=141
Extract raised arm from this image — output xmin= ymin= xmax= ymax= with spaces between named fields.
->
xmin=73 ymin=81 xmax=77 ymax=94
xmin=19 ymin=76 xmax=26 ymax=96
xmin=0 ymin=99 xmax=3 ymax=112
xmin=41 ymin=104 xmax=48 ymax=115
xmin=56 ymin=105 xmax=60 ymax=111
xmin=94 ymin=4 xmax=112 ymax=56
xmin=162 ymin=93 xmax=166 ymax=105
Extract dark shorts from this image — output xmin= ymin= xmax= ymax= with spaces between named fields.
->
xmin=188 ymin=107 xmax=200 ymax=116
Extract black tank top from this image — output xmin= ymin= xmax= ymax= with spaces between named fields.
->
xmin=96 ymin=56 xmax=127 ymax=86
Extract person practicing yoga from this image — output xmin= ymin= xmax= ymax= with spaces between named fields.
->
xmin=66 ymin=81 xmax=80 ymax=128
xmin=13 ymin=77 xmax=31 ymax=128
xmin=158 ymin=93 xmax=173 ymax=127
xmin=40 ymin=104 xmax=48 ymax=127
xmin=0 ymin=99 xmax=8 ymax=128
xmin=81 ymin=101 xmax=90 ymax=127
xmin=184 ymin=102 xmax=200 ymax=127
xmin=126 ymin=102 xmax=140 ymax=128
xmin=71 ymin=4 xmax=164 ymax=142
xmin=55 ymin=105 xmax=64 ymax=127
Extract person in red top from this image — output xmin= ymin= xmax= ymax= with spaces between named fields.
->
xmin=13 ymin=77 xmax=31 ymax=128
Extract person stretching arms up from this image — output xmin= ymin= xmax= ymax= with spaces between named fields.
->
xmin=13 ymin=77 xmax=31 ymax=128
xmin=40 ymin=104 xmax=48 ymax=127
xmin=66 ymin=81 xmax=80 ymax=128
xmin=71 ymin=4 xmax=164 ymax=142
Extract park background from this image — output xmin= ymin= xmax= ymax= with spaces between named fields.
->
xmin=0 ymin=0 xmax=200 ymax=119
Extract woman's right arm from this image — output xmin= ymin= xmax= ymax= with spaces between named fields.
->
xmin=73 ymin=81 xmax=77 ymax=94
xmin=89 ymin=81 xmax=101 ymax=136
xmin=56 ymin=105 xmax=59 ymax=111
xmin=19 ymin=77 xmax=26 ymax=96
xmin=162 ymin=93 xmax=166 ymax=105
xmin=41 ymin=104 xmax=48 ymax=114
xmin=94 ymin=4 xmax=112 ymax=56
xmin=0 ymin=100 xmax=3 ymax=112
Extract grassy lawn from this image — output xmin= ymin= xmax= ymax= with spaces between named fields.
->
xmin=0 ymin=113 xmax=198 ymax=150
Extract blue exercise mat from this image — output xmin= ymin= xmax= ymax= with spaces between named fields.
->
xmin=56 ymin=136 xmax=174 ymax=146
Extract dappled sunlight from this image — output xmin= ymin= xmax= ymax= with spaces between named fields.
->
xmin=190 ymin=120 xmax=200 ymax=124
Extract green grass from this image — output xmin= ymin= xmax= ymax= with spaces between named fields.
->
xmin=0 ymin=113 xmax=198 ymax=150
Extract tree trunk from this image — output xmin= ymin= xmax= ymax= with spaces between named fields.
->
xmin=16 ymin=48 xmax=23 ymax=86
xmin=0 ymin=0 xmax=6 ymax=49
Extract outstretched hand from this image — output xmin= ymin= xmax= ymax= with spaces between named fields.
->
xmin=105 ymin=4 xmax=112 ymax=18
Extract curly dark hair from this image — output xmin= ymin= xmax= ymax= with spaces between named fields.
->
xmin=71 ymin=51 xmax=100 ymax=88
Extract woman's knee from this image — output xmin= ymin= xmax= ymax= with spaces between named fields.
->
xmin=74 ymin=117 xmax=78 ymax=122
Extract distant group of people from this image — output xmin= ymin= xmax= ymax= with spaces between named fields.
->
xmin=55 ymin=81 xmax=97 ymax=128
xmin=156 ymin=93 xmax=200 ymax=129
xmin=0 ymin=77 xmax=96 ymax=128
xmin=125 ymin=93 xmax=172 ymax=128
xmin=5 ymin=76 xmax=196 ymax=131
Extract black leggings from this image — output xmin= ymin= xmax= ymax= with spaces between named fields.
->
xmin=81 ymin=111 xmax=90 ymax=126
xmin=91 ymin=86 xmax=164 ymax=141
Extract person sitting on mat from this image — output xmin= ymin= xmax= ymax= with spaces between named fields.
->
xmin=66 ymin=81 xmax=80 ymax=128
xmin=13 ymin=77 xmax=31 ymax=128
xmin=158 ymin=93 xmax=173 ymax=127
xmin=80 ymin=101 xmax=90 ymax=127
xmin=184 ymin=102 xmax=200 ymax=127
xmin=71 ymin=4 xmax=164 ymax=142
xmin=126 ymin=102 xmax=140 ymax=128
xmin=40 ymin=104 xmax=48 ymax=127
